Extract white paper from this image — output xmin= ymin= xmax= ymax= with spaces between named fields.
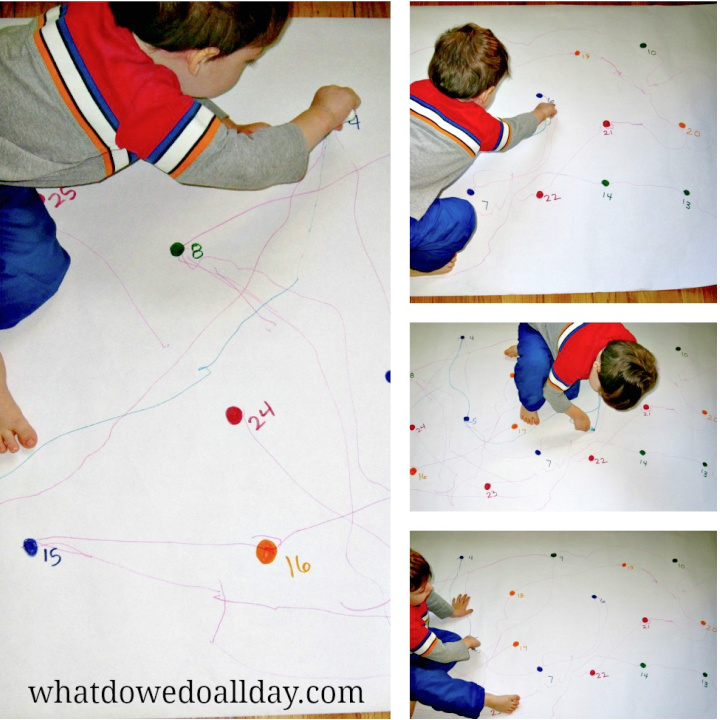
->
xmin=410 ymin=5 xmax=716 ymax=295
xmin=0 ymin=17 xmax=389 ymax=717
xmin=410 ymin=323 xmax=716 ymax=511
xmin=411 ymin=531 xmax=717 ymax=719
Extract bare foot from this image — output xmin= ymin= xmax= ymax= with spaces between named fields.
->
xmin=410 ymin=254 xmax=457 ymax=276
xmin=520 ymin=405 xmax=539 ymax=426
xmin=0 ymin=353 xmax=37 ymax=453
xmin=504 ymin=345 xmax=518 ymax=357
xmin=485 ymin=694 xmax=520 ymax=714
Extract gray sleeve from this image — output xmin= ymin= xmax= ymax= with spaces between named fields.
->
xmin=424 ymin=635 xmax=471 ymax=664
xmin=175 ymin=121 xmax=308 ymax=191
xmin=426 ymin=590 xmax=455 ymax=619
xmin=500 ymin=112 xmax=540 ymax=151
xmin=544 ymin=381 xmax=572 ymax=413
xmin=422 ymin=591 xmax=470 ymax=663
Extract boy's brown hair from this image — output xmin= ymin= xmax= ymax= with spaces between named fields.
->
xmin=428 ymin=24 xmax=509 ymax=99
xmin=411 ymin=549 xmax=432 ymax=591
xmin=598 ymin=341 xmax=658 ymax=410
xmin=110 ymin=2 xmax=290 ymax=56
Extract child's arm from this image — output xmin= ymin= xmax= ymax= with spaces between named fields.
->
xmin=565 ymin=403 xmax=591 ymax=432
xmin=291 ymin=85 xmax=361 ymax=151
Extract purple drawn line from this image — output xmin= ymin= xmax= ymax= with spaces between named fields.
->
xmin=59 ymin=229 xmax=168 ymax=348
xmin=185 ymin=154 xmax=389 ymax=246
xmin=334 ymin=133 xmax=389 ymax=312
xmin=340 ymin=598 xmax=390 ymax=612
xmin=211 ymin=579 xmax=227 ymax=644
xmin=212 ymin=595 xmax=389 ymax=619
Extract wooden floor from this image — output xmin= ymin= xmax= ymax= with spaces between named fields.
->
xmin=0 ymin=2 xmax=390 ymax=18
xmin=411 ymin=286 xmax=717 ymax=303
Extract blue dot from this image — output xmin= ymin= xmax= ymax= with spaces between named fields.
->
xmin=23 ymin=538 xmax=38 ymax=557
xmin=463 ymin=416 xmax=470 ymax=422
xmin=592 ymin=594 xmax=598 ymax=599
xmin=460 ymin=335 xmax=465 ymax=339
xmin=467 ymin=189 xmax=475 ymax=196
xmin=459 ymin=555 xmax=464 ymax=559
xmin=536 ymin=93 xmax=543 ymax=98
xmin=385 ymin=370 xmax=391 ymax=383
xmin=535 ymin=449 xmax=541 ymax=455
xmin=537 ymin=666 xmax=543 ymax=672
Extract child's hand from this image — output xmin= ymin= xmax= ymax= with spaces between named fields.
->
xmin=532 ymin=102 xmax=557 ymax=124
xmin=566 ymin=404 xmax=591 ymax=432
xmin=462 ymin=635 xmax=481 ymax=649
xmin=292 ymin=86 xmax=361 ymax=150
xmin=310 ymin=85 xmax=361 ymax=130
xmin=452 ymin=593 xmax=474 ymax=617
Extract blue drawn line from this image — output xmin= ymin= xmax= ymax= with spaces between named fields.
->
xmin=448 ymin=338 xmax=472 ymax=420
xmin=2 ymin=280 xmax=298 ymax=481
xmin=532 ymin=118 xmax=552 ymax=137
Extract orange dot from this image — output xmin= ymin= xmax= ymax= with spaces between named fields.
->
xmin=510 ymin=372 xmax=515 ymax=378
xmin=679 ymin=122 xmax=686 ymax=128
xmin=509 ymin=590 xmax=516 ymax=596
xmin=511 ymin=423 xmax=518 ymax=430
xmin=575 ymin=50 xmax=580 ymax=55
xmin=513 ymin=641 xmax=520 ymax=647
xmin=410 ymin=467 xmax=418 ymax=475
xmin=256 ymin=539 xmax=278 ymax=565
xmin=701 ymin=620 xmax=707 ymax=626
xmin=702 ymin=410 xmax=708 ymax=415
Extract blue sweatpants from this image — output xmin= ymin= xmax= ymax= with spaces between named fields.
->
xmin=410 ymin=197 xmax=476 ymax=273
xmin=513 ymin=323 xmax=580 ymax=411
xmin=410 ymin=628 xmax=485 ymax=718
xmin=0 ymin=185 xmax=70 ymax=329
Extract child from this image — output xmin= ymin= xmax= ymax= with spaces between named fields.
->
xmin=0 ymin=2 xmax=360 ymax=453
xmin=504 ymin=323 xmax=658 ymax=431
xmin=410 ymin=23 xmax=557 ymax=275
xmin=411 ymin=549 xmax=520 ymax=718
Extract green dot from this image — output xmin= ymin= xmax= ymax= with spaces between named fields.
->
xmin=703 ymin=672 xmax=708 ymax=678
xmin=551 ymin=553 xmax=557 ymax=557
xmin=601 ymin=179 xmax=610 ymax=187
xmin=639 ymin=450 xmax=646 ymax=455
xmin=683 ymin=189 xmax=690 ymax=196
xmin=672 ymin=558 xmax=678 ymax=563
xmin=640 ymin=43 xmax=647 ymax=48
xmin=170 ymin=242 xmax=185 ymax=257
xmin=703 ymin=462 xmax=708 ymax=467
xmin=640 ymin=663 xmax=647 ymax=668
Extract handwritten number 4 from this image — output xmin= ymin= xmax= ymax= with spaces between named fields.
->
xmin=248 ymin=401 xmax=274 ymax=431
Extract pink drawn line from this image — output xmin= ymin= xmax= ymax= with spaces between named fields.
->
xmin=59 ymin=229 xmax=168 ymax=348
xmin=186 ymin=153 xmax=389 ymax=246
xmin=211 ymin=579 xmax=227 ymax=644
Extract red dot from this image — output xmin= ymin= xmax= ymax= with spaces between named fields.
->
xmin=590 ymin=670 xmax=596 ymax=676
xmin=643 ymin=404 xmax=649 ymax=410
xmin=588 ymin=455 xmax=595 ymax=462
xmin=410 ymin=424 xmax=416 ymax=431
xmin=702 ymin=410 xmax=708 ymax=415
xmin=602 ymin=120 xmax=611 ymax=127
xmin=511 ymin=423 xmax=518 ymax=429
xmin=410 ymin=467 xmax=418 ymax=476
xmin=701 ymin=620 xmax=707 ymax=626
xmin=575 ymin=50 xmax=581 ymax=56
xmin=509 ymin=590 xmax=516 ymax=596
xmin=642 ymin=617 xmax=649 ymax=623
xmin=679 ymin=122 xmax=686 ymax=128
xmin=513 ymin=640 xmax=520 ymax=647
xmin=536 ymin=190 xmax=544 ymax=199
xmin=226 ymin=406 xmax=243 ymax=425
xmin=622 ymin=563 xmax=627 ymax=567
xmin=484 ymin=483 xmax=491 ymax=491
